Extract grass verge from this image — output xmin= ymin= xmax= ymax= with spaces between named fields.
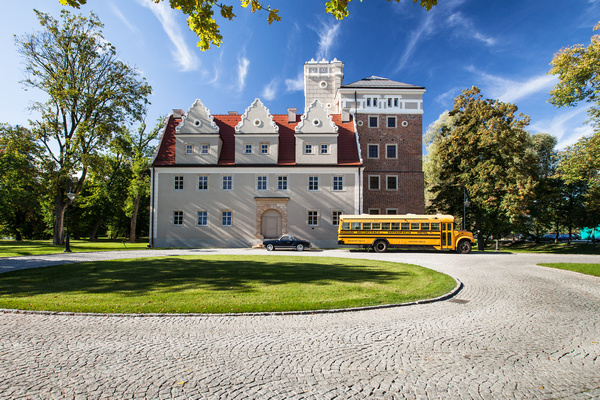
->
xmin=0 ymin=239 xmax=149 ymax=257
xmin=537 ymin=263 xmax=600 ymax=277
xmin=483 ymin=241 xmax=600 ymax=255
xmin=0 ymin=255 xmax=456 ymax=314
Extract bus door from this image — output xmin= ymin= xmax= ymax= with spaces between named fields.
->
xmin=441 ymin=223 xmax=453 ymax=250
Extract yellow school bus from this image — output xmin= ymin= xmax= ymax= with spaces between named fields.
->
xmin=337 ymin=214 xmax=475 ymax=253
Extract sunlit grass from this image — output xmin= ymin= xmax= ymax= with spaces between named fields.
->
xmin=0 ymin=255 xmax=456 ymax=314
xmin=0 ymin=239 xmax=149 ymax=257
xmin=538 ymin=263 xmax=600 ymax=277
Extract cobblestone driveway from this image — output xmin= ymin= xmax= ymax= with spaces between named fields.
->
xmin=0 ymin=249 xmax=599 ymax=399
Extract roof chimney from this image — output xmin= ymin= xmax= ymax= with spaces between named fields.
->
xmin=341 ymin=108 xmax=350 ymax=123
xmin=228 ymin=111 xmax=239 ymax=115
xmin=172 ymin=109 xmax=184 ymax=119
xmin=287 ymin=108 xmax=297 ymax=123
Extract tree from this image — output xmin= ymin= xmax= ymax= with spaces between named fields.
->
xmin=549 ymin=21 xmax=600 ymax=126
xmin=121 ymin=117 xmax=163 ymax=242
xmin=426 ymin=87 xmax=537 ymax=250
xmin=0 ymin=124 xmax=46 ymax=240
xmin=15 ymin=9 xmax=152 ymax=245
xmin=60 ymin=0 xmax=438 ymax=50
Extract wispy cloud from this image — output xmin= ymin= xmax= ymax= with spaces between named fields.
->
xmin=110 ymin=3 xmax=140 ymax=35
xmin=394 ymin=12 xmax=435 ymax=72
xmin=262 ymin=79 xmax=278 ymax=101
xmin=237 ymin=57 xmax=250 ymax=90
xmin=466 ymin=66 xmax=558 ymax=103
xmin=285 ymin=72 xmax=304 ymax=92
xmin=315 ymin=21 xmax=341 ymax=61
xmin=448 ymin=13 xmax=496 ymax=46
xmin=529 ymin=107 xmax=593 ymax=149
xmin=137 ymin=0 xmax=199 ymax=72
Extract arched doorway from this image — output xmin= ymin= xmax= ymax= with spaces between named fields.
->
xmin=261 ymin=209 xmax=282 ymax=239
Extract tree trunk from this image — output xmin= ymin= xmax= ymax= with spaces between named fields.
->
xmin=52 ymin=195 xmax=67 ymax=245
xmin=129 ymin=194 xmax=140 ymax=243
xmin=89 ymin=217 xmax=102 ymax=241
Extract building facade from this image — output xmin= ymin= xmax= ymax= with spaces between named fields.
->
xmin=150 ymin=59 xmax=425 ymax=248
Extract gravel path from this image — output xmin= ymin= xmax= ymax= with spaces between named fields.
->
xmin=0 ymin=249 xmax=598 ymax=399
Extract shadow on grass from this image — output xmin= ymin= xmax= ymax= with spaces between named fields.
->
xmin=0 ymin=256 xmax=410 ymax=297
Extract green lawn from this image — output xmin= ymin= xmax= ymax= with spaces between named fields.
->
xmin=538 ymin=263 xmax=600 ymax=277
xmin=483 ymin=241 xmax=600 ymax=255
xmin=0 ymin=255 xmax=456 ymax=314
xmin=0 ymin=239 xmax=149 ymax=257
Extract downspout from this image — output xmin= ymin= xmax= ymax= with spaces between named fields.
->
xmin=149 ymin=167 xmax=155 ymax=248
xmin=353 ymin=91 xmax=364 ymax=214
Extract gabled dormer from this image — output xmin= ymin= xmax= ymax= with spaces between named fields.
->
xmin=234 ymin=99 xmax=279 ymax=164
xmin=295 ymin=99 xmax=339 ymax=164
xmin=175 ymin=99 xmax=221 ymax=165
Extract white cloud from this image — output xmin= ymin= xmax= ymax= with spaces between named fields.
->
xmin=466 ymin=66 xmax=558 ymax=103
xmin=448 ymin=13 xmax=496 ymax=46
xmin=285 ymin=72 xmax=304 ymax=92
xmin=110 ymin=3 xmax=140 ymax=35
xmin=529 ymin=106 xmax=593 ymax=149
xmin=315 ymin=21 xmax=341 ymax=61
xmin=237 ymin=57 xmax=250 ymax=90
xmin=395 ymin=12 xmax=435 ymax=72
xmin=137 ymin=0 xmax=199 ymax=72
xmin=262 ymin=79 xmax=278 ymax=101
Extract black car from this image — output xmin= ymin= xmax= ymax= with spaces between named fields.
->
xmin=263 ymin=235 xmax=311 ymax=252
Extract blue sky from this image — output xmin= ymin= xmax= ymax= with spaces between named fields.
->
xmin=1 ymin=0 xmax=599 ymax=150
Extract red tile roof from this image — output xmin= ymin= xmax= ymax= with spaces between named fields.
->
xmin=152 ymin=113 xmax=361 ymax=167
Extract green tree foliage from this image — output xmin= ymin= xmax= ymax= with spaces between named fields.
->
xmin=549 ymin=21 xmax=600 ymax=126
xmin=15 ymin=9 xmax=152 ymax=245
xmin=60 ymin=0 xmax=438 ymax=50
xmin=425 ymin=87 xmax=537 ymax=250
xmin=0 ymin=124 xmax=46 ymax=240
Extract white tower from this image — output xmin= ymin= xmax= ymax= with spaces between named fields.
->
xmin=303 ymin=58 xmax=344 ymax=114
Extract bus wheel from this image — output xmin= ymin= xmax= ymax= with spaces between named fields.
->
xmin=373 ymin=240 xmax=388 ymax=253
xmin=456 ymin=240 xmax=472 ymax=254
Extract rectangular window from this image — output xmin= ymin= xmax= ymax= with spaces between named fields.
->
xmin=261 ymin=143 xmax=269 ymax=154
xmin=368 ymin=144 xmax=379 ymax=158
xmin=197 ymin=211 xmax=208 ymax=226
xmin=411 ymin=223 xmax=420 ymax=230
xmin=401 ymin=222 xmax=410 ymax=230
xmin=369 ymin=116 xmax=378 ymax=128
xmin=387 ymin=98 xmax=392 ymax=107
xmin=221 ymin=211 xmax=232 ymax=226
xmin=332 ymin=211 xmax=342 ymax=226
xmin=198 ymin=176 xmax=208 ymax=191
xmin=174 ymin=176 xmax=184 ymax=190
xmin=387 ymin=117 xmax=396 ymax=128
xmin=391 ymin=222 xmax=400 ymax=230
xmin=278 ymin=176 xmax=288 ymax=191
xmin=373 ymin=98 xmax=378 ymax=107
xmin=394 ymin=98 xmax=399 ymax=107
xmin=257 ymin=176 xmax=267 ymax=191
xmin=387 ymin=209 xmax=398 ymax=215
xmin=173 ymin=210 xmax=183 ymax=226
xmin=369 ymin=175 xmax=380 ymax=190
xmin=333 ymin=176 xmax=343 ymax=191
xmin=386 ymin=144 xmax=397 ymax=159
xmin=201 ymin=144 xmax=209 ymax=154
xmin=245 ymin=144 xmax=253 ymax=154
xmin=305 ymin=143 xmax=314 ymax=154
xmin=431 ymin=222 xmax=441 ymax=231
xmin=309 ymin=176 xmax=319 ymax=191
xmin=222 ymin=175 xmax=233 ymax=190
xmin=387 ymin=175 xmax=398 ymax=190
xmin=369 ymin=209 xmax=380 ymax=215
xmin=366 ymin=98 xmax=371 ymax=107
xmin=308 ymin=210 xmax=319 ymax=226
xmin=320 ymin=144 xmax=329 ymax=154
xmin=185 ymin=144 xmax=194 ymax=154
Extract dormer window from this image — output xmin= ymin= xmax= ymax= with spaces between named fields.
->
xmin=305 ymin=143 xmax=314 ymax=154
xmin=185 ymin=144 xmax=194 ymax=154
xmin=201 ymin=144 xmax=209 ymax=154
xmin=261 ymin=143 xmax=269 ymax=154
xmin=320 ymin=144 xmax=329 ymax=154
xmin=245 ymin=144 xmax=253 ymax=154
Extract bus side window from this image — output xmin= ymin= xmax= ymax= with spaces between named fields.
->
xmin=431 ymin=222 xmax=440 ymax=231
xmin=372 ymin=223 xmax=381 ymax=230
xmin=410 ymin=223 xmax=420 ymax=230
xmin=391 ymin=223 xmax=400 ymax=230
xmin=363 ymin=222 xmax=371 ymax=230
xmin=401 ymin=222 xmax=410 ymax=230
xmin=382 ymin=222 xmax=390 ymax=230
xmin=421 ymin=223 xmax=430 ymax=230
xmin=342 ymin=222 xmax=350 ymax=230
xmin=351 ymin=222 xmax=361 ymax=230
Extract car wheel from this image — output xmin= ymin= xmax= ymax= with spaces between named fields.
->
xmin=456 ymin=240 xmax=472 ymax=254
xmin=373 ymin=240 xmax=388 ymax=253
xmin=266 ymin=244 xmax=274 ymax=251
xmin=296 ymin=244 xmax=304 ymax=252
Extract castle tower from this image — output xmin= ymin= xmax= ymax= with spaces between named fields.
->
xmin=303 ymin=58 xmax=344 ymax=114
